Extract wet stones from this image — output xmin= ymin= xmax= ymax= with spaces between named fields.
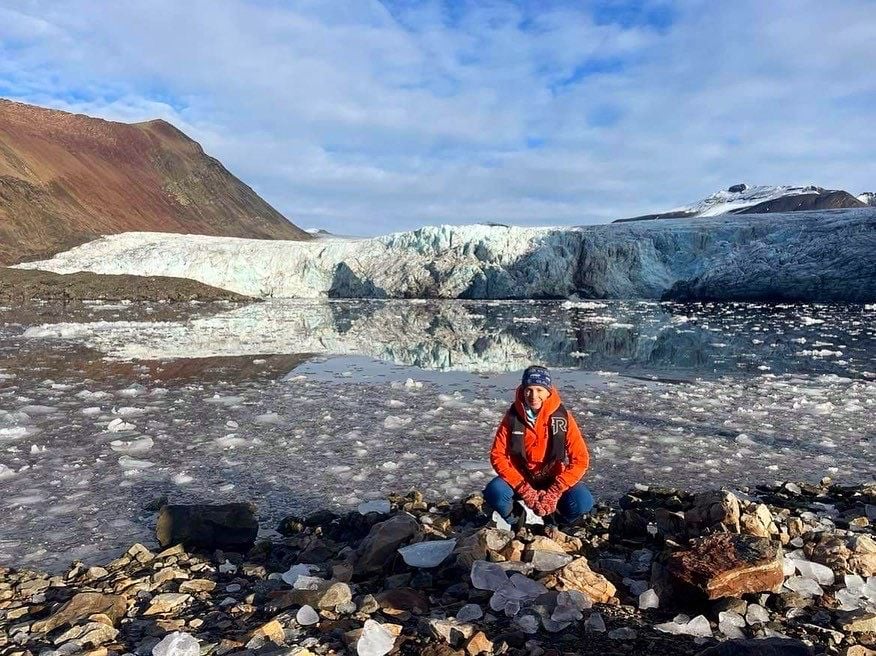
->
xmin=354 ymin=513 xmax=421 ymax=576
xmin=668 ymin=533 xmax=784 ymax=599
xmin=156 ymin=503 xmax=258 ymax=552
xmin=549 ymin=557 xmax=617 ymax=604
xmin=685 ymin=490 xmax=741 ymax=535
xmin=32 ymin=592 xmax=127 ymax=633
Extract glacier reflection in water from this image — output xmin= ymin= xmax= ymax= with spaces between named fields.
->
xmin=21 ymin=299 xmax=876 ymax=379
xmin=1 ymin=299 xmax=874 ymax=571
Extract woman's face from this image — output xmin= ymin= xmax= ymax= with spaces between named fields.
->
xmin=524 ymin=385 xmax=550 ymax=410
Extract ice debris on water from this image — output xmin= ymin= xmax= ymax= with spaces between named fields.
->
xmin=357 ymin=619 xmax=395 ymax=656
xmin=106 ymin=417 xmax=135 ymax=432
xmin=296 ymin=604 xmax=319 ymax=626
xmin=397 ymin=539 xmax=456 ymax=568
xmin=357 ymin=500 xmax=391 ymax=515
xmin=152 ymin=631 xmax=199 ymax=656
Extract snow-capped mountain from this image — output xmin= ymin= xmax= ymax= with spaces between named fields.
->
xmin=17 ymin=208 xmax=876 ymax=302
xmin=858 ymin=192 xmax=876 ymax=207
xmin=617 ymin=184 xmax=866 ymax=222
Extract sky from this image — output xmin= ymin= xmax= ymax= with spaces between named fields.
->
xmin=1 ymin=0 xmax=874 ymax=235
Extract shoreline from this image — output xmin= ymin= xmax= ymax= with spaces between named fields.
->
xmin=2 ymin=479 xmax=873 ymax=656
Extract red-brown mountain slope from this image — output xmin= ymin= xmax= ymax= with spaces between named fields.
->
xmin=0 ymin=99 xmax=310 ymax=264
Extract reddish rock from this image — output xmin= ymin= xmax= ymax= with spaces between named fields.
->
xmin=0 ymin=99 xmax=310 ymax=266
xmin=667 ymin=533 xmax=783 ymax=600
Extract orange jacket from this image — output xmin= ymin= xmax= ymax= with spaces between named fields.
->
xmin=489 ymin=385 xmax=589 ymax=492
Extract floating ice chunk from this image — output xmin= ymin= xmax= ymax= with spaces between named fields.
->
xmin=106 ymin=418 xmax=136 ymax=432
xmin=214 ymin=435 xmax=247 ymax=449
xmin=0 ymin=464 xmax=16 ymax=480
xmin=118 ymin=456 xmax=154 ymax=470
xmin=296 ymin=604 xmax=319 ymax=626
xmin=718 ymin=611 xmax=746 ymax=638
xmin=357 ymin=619 xmax=395 ymax=656
xmin=172 ymin=473 xmax=193 ymax=485
xmin=152 ymin=631 xmax=199 ymax=656
xmin=113 ymin=406 xmax=145 ymax=417
xmin=0 ymin=426 xmax=29 ymax=441
xmin=471 ymin=560 xmax=509 ymax=591
xmin=784 ymin=576 xmax=824 ymax=597
xmin=398 ymin=539 xmax=457 ymax=568
xmin=110 ymin=436 xmax=154 ymax=453
xmin=383 ymin=415 xmax=411 ymax=429
xmin=30 ymin=444 xmax=46 ymax=454
xmin=638 ymin=588 xmax=659 ymax=609
xmin=584 ymin=612 xmax=606 ymax=632
xmin=20 ymin=405 xmax=56 ymax=416
xmin=794 ymin=560 xmax=835 ymax=586
xmin=358 ymin=500 xmax=391 ymax=515
xmin=81 ymin=407 xmax=102 ymax=416
xmin=254 ymin=412 xmax=282 ymax=424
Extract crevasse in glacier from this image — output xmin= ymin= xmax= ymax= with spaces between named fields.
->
xmin=16 ymin=209 xmax=876 ymax=302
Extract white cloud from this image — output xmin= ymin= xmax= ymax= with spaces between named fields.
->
xmin=1 ymin=0 xmax=874 ymax=234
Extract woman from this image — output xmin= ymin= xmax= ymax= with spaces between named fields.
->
xmin=484 ymin=365 xmax=593 ymax=524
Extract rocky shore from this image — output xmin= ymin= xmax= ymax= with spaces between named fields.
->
xmin=0 ymin=268 xmax=253 ymax=303
xmin=2 ymin=480 xmax=874 ymax=656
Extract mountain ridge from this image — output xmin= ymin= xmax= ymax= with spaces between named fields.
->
xmin=0 ymin=99 xmax=310 ymax=265
xmin=615 ymin=184 xmax=868 ymax=223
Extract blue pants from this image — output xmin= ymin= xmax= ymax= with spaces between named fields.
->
xmin=483 ymin=476 xmax=594 ymax=524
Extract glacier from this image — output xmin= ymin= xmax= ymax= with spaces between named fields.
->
xmin=16 ymin=208 xmax=876 ymax=302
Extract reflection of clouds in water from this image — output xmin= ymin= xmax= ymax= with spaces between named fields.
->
xmin=21 ymin=299 xmax=876 ymax=378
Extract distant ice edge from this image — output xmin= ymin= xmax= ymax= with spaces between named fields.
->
xmin=16 ymin=208 xmax=876 ymax=302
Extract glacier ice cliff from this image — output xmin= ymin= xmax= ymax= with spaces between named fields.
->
xmin=17 ymin=208 xmax=876 ymax=302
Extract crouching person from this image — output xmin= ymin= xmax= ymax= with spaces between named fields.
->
xmin=484 ymin=365 xmax=593 ymax=525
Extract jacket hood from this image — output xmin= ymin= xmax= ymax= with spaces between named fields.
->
xmin=514 ymin=384 xmax=562 ymax=419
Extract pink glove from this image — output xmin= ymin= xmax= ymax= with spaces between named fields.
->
xmin=535 ymin=485 xmax=563 ymax=516
xmin=516 ymin=482 xmax=541 ymax=510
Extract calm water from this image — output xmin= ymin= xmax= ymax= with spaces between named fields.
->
xmin=1 ymin=299 xmax=874 ymax=570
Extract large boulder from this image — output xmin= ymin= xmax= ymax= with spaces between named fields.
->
xmin=668 ymin=533 xmax=784 ymax=600
xmin=156 ymin=503 xmax=258 ymax=552
xmin=354 ymin=512 xmax=421 ymax=575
